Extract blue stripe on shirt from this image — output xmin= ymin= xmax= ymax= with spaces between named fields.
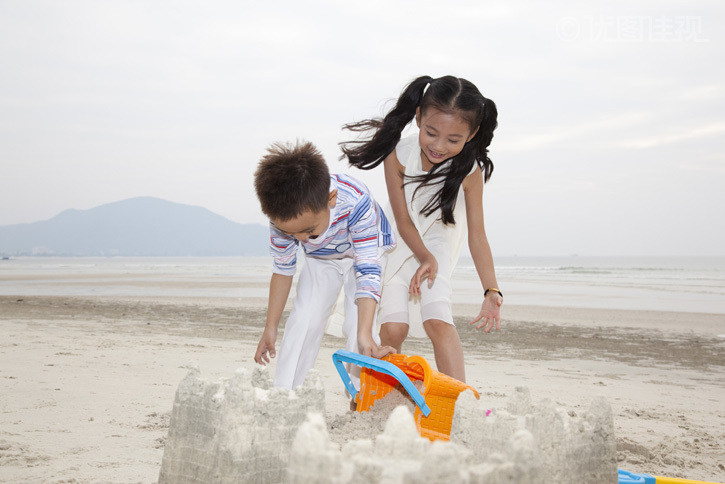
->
xmin=268 ymin=173 xmax=395 ymax=302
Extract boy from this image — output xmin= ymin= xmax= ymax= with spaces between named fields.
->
xmin=253 ymin=140 xmax=396 ymax=390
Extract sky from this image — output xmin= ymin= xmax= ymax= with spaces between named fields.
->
xmin=1 ymin=0 xmax=723 ymax=256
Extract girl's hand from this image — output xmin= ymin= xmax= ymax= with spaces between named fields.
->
xmin=469 ymin=292 xmax=503 ymax=332
xmin=409 ymin=253 xmax=438 ymax=296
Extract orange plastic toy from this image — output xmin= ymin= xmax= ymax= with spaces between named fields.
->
xmin=355 ymin=353 xmax=480 ymax=441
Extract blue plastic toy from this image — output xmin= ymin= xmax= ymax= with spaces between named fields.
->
xmin=331 ymin=349 xmax=431 ymax=417
xmin=618 ymin=468 xmax=723 ymax=484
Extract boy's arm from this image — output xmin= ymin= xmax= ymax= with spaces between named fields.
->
xmin=254 ymin=272 xmax=293 ymax=365
xmin=356 ymin=297 xmax=394 ymax=358
xmin=344 ymin=179 xmax=394 ymax=359
xmin=462 ymin=169 xmax=502 ymax=333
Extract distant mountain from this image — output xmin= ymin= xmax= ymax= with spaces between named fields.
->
xmin=0 ymin=197 xmax=270 ymax=256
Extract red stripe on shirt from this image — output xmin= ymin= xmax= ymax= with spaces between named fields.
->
xmin=334 ymin=175 xmax=362 ymax=195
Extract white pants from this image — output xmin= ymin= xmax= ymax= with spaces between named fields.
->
xmin=273 ymin=256 xmax=380 ymax=390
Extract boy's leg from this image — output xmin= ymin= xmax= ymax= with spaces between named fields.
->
xmin=338 ymin=258 xmax=366 ymax=390
xmin=274 ymin=257 xmax=344 ymax=390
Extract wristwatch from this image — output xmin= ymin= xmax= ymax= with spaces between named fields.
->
xmin=484 ymin=288 xmax=503 ymax=299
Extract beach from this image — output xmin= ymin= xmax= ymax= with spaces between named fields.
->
xmin=0 ymin=258 xmax=724 ymax=483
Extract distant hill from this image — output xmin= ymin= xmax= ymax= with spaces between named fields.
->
xmin=0 ymin=197 xmax=270 ymax=256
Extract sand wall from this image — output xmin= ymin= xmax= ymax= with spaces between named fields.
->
xmin=158 ymin=366 xmax=325 ymax=483
xmin=159 ymin=367 xmax=617 ymax=484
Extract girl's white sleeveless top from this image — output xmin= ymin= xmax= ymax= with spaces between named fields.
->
xmin=382 ymin=135 xmax=472 ymax=334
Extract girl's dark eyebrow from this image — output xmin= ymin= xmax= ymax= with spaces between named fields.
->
xmin=423 ymin=124 xmax=464 ymax=138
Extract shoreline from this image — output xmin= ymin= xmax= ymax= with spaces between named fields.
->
xmin=3 ymin=254 xmax=725 ymax=317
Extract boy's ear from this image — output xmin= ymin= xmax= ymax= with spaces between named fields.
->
xmin=415 ymin=107 xmax=421 ymax=128
xmin=328 ymin=189 xmax=338 ymax=208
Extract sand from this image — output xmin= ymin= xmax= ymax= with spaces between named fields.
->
xmin=1 ymin=295 xmax=724 ymax=483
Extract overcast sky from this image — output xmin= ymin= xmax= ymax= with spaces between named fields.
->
xmin=1 ymin=1 xmax=723 ymax=256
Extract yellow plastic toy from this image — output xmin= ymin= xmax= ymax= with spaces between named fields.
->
xmin=332 ymin=350 xmax=480 ymax=441
xmin=618 ymin=469 xmax=724 ymax=484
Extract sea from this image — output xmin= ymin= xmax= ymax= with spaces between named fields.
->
xmin=1 ymin=256 xmax=724 ymax=315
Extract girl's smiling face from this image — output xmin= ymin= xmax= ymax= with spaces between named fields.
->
xmin=416 ymin=106 xmax=478 ymax=171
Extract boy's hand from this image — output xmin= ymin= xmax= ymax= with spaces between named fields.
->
xmin=409 ymin=253 xmax=438 ymax=296
xmin=358 ymin=333 xmax=395 ymax=359
xmin=254 ymin=328 xmax=278 ymax=365
xmin=469 ymin=293 xmax=503 ymax=333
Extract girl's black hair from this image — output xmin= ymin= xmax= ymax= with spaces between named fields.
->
xmin=341 ymin=75 xmax=498 ymax=225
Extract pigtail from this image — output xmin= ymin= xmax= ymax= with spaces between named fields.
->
xmin=341 ymin=75 xmax=433 ymax=169
xmin=476 ymin=97 xmax=498 ymax=183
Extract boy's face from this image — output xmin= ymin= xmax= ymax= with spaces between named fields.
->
xmin=271 ymin=189 xmax=337 ymax=242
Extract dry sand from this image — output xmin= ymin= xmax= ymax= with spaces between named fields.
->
xmin=1 ymin=295 xmax=724 ymax=483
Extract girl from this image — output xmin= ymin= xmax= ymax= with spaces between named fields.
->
xmin=341 ymin=75 xmax=502 ymax=383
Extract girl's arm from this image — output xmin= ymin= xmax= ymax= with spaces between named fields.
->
xmin=462 ymin=168 xmax=503 ymax=332
xmin=383 ymin=151 xmax=437 ymax=295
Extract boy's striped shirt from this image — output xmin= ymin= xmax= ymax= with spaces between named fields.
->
xmin=268 ymin=174 xmax=395 ymax=301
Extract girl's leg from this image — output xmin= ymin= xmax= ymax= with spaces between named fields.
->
xmin=379 ymin=322 xmax=409 ymax=353
xmin=422 ymin=318 xmax=465 ymax=382
xmin=419 ymin=244 xmax=462 ymax=380
xmin=377 ymin=268 xmax=410 ymax=353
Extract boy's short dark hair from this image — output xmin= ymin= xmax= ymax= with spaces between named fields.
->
xmin=254 ymin=140 xmax=331 ymax=221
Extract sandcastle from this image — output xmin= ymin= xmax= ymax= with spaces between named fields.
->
xmin=158 ymin=365 xmax=325 ymax=483
xmin=159 ymin=366 xmax=617 ymax=484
